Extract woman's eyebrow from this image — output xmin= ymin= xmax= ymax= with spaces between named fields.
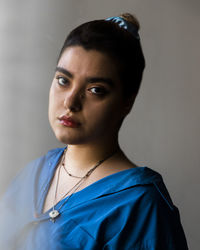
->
xmin=55 ymin=66 xmax=73 ymax=78
xmin=86 ymin=77 xmax=114 ymax=87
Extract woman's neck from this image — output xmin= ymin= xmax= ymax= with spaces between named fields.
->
xmin=63 ymin=140 xmax=120 ymax=175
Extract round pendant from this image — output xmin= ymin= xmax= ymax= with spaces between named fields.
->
xmin=49 ymin=209 xmax=60 ymax=222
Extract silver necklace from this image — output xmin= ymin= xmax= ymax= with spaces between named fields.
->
xmin=49 ymin=148 xmax=117 ymax=222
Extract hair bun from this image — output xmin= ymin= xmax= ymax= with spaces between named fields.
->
xmin=119 ymin=13 xmax=140 ymax=31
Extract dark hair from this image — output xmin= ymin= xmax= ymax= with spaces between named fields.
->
xmin=57 ymin=13 xmax=145 ymax=98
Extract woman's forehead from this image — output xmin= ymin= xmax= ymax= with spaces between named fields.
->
xmin=57 ymin=46 xmax=119 ymax=78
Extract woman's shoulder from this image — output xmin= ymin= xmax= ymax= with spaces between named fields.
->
xmin=100 ymin=166 xmax=174 ymax=209
xmin=23 ymin=146 xmax=65 ymax=173
xmin=1 ymin=147 xmax=65 ymax=195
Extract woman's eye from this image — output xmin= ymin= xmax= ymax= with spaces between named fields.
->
xmin=89 ymin=87 xmax=107 ymax=95
xmin=56 ymin=76 xmax=69 ymax=86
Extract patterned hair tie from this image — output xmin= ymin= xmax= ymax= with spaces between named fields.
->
xmin=105 ymin=16 xmax=140 ymax=40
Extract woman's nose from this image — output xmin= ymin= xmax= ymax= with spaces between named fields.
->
xmin=63 ymin=88 xmax=83 ymax=112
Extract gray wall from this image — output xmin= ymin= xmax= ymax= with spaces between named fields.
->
xmin=0 ymin=0 xmax=199 ymax=249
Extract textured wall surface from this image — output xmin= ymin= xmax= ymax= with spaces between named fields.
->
xmin=0 ymin=0 xmax=199 ymax=249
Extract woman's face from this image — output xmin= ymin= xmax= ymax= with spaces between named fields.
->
xmin=49 ymin=46 xmax=130 ymax=145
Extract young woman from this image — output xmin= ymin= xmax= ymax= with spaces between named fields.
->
xmin=0 ymin=13 xmax=188 ymax=249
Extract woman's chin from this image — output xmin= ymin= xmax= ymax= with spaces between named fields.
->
xmin=54 ymin=130 xmax=86 ymax=145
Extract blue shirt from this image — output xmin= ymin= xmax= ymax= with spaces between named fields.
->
xmin=0 ymin=147 xmax=188 ymax=249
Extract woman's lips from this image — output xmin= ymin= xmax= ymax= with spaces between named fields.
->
xmin=58 ymin=116 xmax=80 ymax=128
